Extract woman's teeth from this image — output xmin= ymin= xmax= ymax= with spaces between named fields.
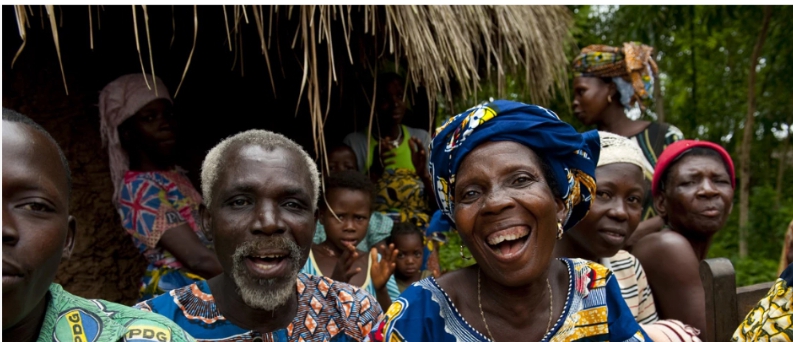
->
xmin=486 ymin=226 xmax=530 ymax=246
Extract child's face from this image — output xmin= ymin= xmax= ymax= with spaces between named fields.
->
xmin=393 ymin=234 xmax=424 ymax=278
xmin=320 ymin=188 xmax=371 ymax=251
xmin=327 ymin=147 xmax=357 ymax=175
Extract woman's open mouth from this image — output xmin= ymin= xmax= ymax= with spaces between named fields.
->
xmin=485 ymin=226 xmax=531 ymax=261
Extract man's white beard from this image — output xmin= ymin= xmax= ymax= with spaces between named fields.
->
xmin=230 ymin=237 xmax=304 ymax=311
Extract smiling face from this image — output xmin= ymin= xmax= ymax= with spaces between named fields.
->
xmin=393 ymin=234 xmax=424 ymax=278
xmin=453 ymin=141 xmax=565 ymax=287
xmin=656 ymin=154 xmax=734 ymax=236
xmin=201 ymin=143 xmax=316 ymax=310
xmin=572 ymin=77 xmax=615 ymax=126
xmin=566 ymin=163 xmax=645 ymax=260
xmin=320 ymin=188 xmax=371 ymax=251
xmin=120 ymin=99 xmax=178 ymax=160
xmin=3 ymin=122 xmax=74 ymax=330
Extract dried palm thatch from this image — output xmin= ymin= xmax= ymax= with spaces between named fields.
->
xmin=11 ymin=5 xmax=572 ymax=172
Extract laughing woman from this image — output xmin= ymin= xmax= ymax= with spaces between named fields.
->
xmin=369 ymin=100 xmax=649 ymax=342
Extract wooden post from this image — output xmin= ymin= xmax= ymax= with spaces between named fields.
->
xmin=700 ymin=258 xmax=739 ymax=342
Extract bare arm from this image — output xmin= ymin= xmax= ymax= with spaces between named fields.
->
xmin=633 ymin=232 xmax=706 ymax=336
xmin=625 ymin=216 xmax=665 ymax=251
xmin=158 ymin=224 xmax=223 ymax=279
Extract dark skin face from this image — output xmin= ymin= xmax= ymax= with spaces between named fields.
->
xmin=572 ymin=77 xmax=650 ymax=137
xmin=377 ymin=79 xmax=406 ymax=128
xmin=200 ymin=144 xmax=316 ymax=333
xmin=3 ymin=122 xmax=76 ymax=342
xmin=316 ymin=188 xmax=371 ymax=287
xmin=572 ymin=77 xmax=617 ymax=126
xmin=655 ymin=154 xmax=734 ymax=238
xmin=436 ymin=141 xmax=569 ymax=341
xmin=319 ymin=189 xmax=371 ymax=254
xmin=453 ymin=141 xmax=565 ymax=287
xmin=559 ymin=163 xmax=645 ymax=261
xmin=393 ymin=234 xmax=424 ymax=280
xmin=326 ymin=147 xmax=358 ymax=175
xmin=119 ymin=99 xmax=178 ymax=170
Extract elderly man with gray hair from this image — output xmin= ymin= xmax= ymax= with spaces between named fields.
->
xmin=135 ymin=129 xmax=383 ymax=341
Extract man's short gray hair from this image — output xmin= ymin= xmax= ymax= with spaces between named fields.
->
xmin=200 ymin=129 xmax=320 ymax=209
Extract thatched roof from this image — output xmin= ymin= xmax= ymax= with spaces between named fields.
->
xmin=10 ymin=5 xmax=572 ymax=167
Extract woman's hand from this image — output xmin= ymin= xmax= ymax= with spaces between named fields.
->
xmin=370 ymin=243 xmax=399 ymax=290
xmin=329 ymin=242 xmax=362 ymax=283
xmin=409 ymin=137 xmax=429 ymax=179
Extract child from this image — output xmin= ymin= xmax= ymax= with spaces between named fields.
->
xmin=314 ymin=144 xmax=393 ymax=252
xmin=301 ymin=170 xmax=400 ymax=308
xmin=389 ymin=222 xmax=435 ymax=292
xmin=326 ymin=144 xmax=358 ymax=175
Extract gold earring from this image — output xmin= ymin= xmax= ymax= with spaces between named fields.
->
xmin=557 ymin=221 xmax=564 ymax=240
xmin=607 ymin=95 xmax=613 ymax=104
xmin=460 ymin=245 xmax=472 ymax=260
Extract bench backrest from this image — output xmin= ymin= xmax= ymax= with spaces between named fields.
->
xmin=700 ymin=258 xmax=774 ymax=342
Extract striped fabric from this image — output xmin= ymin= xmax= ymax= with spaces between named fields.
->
xmin=603 ymin=250 xmax=658 ymax=324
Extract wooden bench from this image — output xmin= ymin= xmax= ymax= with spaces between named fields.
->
xmin=700 ymin=258 xmax=775 ymax=342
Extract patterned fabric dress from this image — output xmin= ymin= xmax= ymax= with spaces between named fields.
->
xmin=732 ymin=262 xmax=793 ymax=341
xmin=301 ymin=250 xmax=402 ymax=303
xmin=40 ymin=283 xmax=195 ymax=342
xmin=629 ymin=122 xmax=684 ymax=220
xmin=134 ymin=273 xmax=383 ymax=342
xmin=367 ymin=258 xmax=649 ymax=342
xmin=118 ymin=170 xmax=211 ymax=301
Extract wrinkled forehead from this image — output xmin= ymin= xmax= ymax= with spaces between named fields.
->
xmin=214 ymin=143 xmax=312 ymax=196
xmin=670 ymin=152 xmax=730 ymax=177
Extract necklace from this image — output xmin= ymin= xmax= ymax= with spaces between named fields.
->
xmin=388 ymin=126 xmax=403 ymax=148
xmin=478 ymin=268 xmax=553 ymax=342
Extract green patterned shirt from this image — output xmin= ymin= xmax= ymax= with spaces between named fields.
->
xmin=36 ymin=283 xmax=194 ymax=342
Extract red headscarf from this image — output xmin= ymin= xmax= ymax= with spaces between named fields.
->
xmin=651 ymin=140 xmax=735 ymax=197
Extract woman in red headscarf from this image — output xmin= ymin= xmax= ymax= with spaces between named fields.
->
xmin=633 ymin=140 xmax=735 ymax=334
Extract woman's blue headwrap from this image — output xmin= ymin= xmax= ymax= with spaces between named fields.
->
xmin=429 ymin=100 xmax=600 ymax=232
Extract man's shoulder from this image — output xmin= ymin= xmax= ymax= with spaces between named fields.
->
xmin=134 ymin=281 xmax=209 ymax=315
xmin=48 ymin=284 xmax=195 ymax=341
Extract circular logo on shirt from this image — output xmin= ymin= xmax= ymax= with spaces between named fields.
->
xmin=53 ymin=308 xmax=102 ymax=342
xmin=123 ymin=319 xmax=172 ymax=342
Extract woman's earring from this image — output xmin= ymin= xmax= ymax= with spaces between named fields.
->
xmin=557 ymin=221 xmax=564 ymax=240
xmin=460 ymin=245 xmax=472 ymax=260
xmin=607 ymin=95 xmax=613 ymax=104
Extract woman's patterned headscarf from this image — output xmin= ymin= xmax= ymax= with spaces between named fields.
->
xmin=429 ymin=100 xmax=600 ymax=231
xmin=572 ymin=42 xmax=658 ymax=109
xmin=99 ymin=74 xmax=172 ymax=203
